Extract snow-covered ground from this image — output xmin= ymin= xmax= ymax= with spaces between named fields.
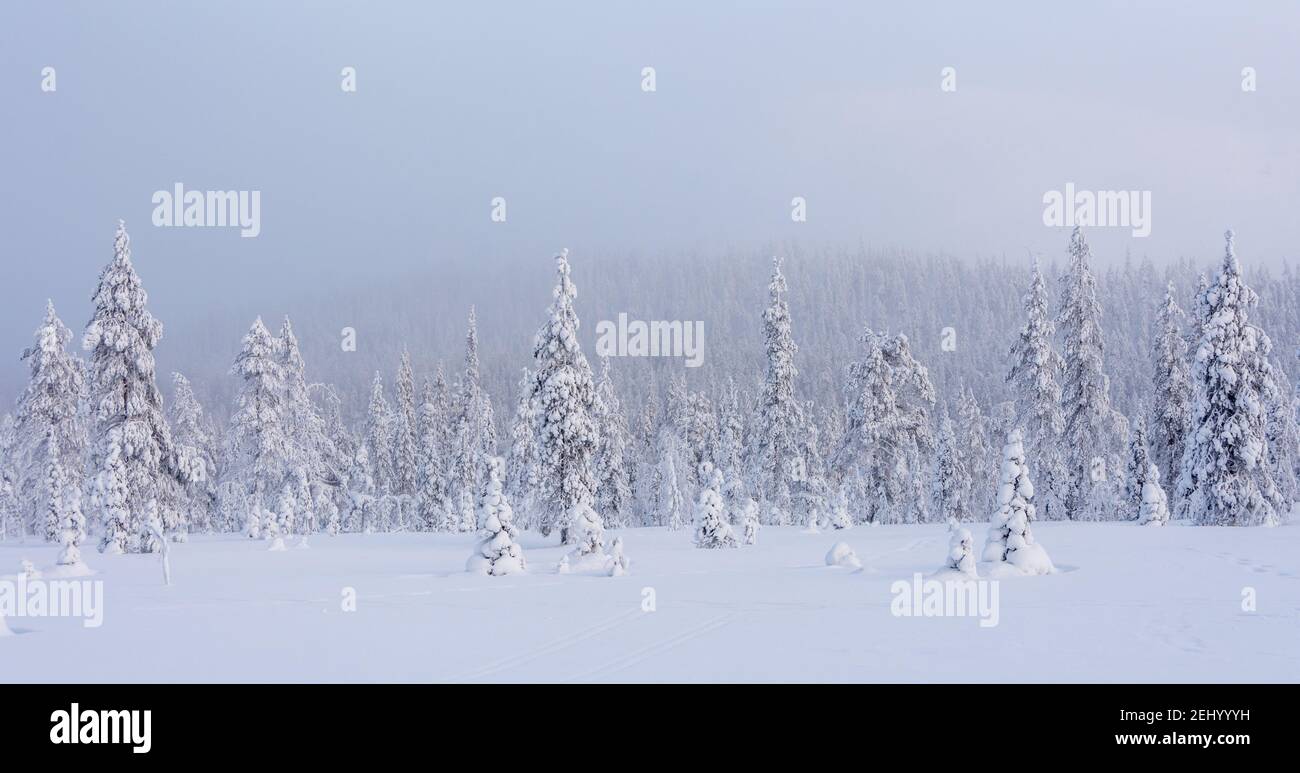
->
xmin=2 ymin=521 xmax=1297 ymax=683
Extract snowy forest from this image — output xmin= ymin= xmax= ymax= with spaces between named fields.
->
xmin=2 ymin=217 xmax=1296 ymax=566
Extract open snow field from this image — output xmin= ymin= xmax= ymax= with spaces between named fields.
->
xmin=2 ymin=521 xmax=1298 ymax=683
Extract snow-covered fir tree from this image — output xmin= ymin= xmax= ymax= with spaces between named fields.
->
xmin=983 ymin=429 xmax=1054 ymax=574
xmin=52 ymin=439 xmax=87 ymax=567
xmin=393 ymin=350 xmax=419 ymax=497
xmin=715 ymin=378 xmax=746 ymax=486
xmin=633 ymin=403 xmax=663 ymax=527
xmin=566 ymin=501 xmax=607 ymax=561
xmin=956 ymin=386 xmax=994 ymax=519
xmin=1150 ymin=283 xmax=1193 ymax=491
xmin=827 ymin=486 xmax=852 ymax=530
xmin=15 ymin=300 xmax=86 ymax=540
xmin=1137 ymin=463 xmax=1170 ymax=526
xmin=451 ymin=307 xmax=497 ymax=504
xmin=168 ymin=372 xmax=217 ymax=534
xmin=606 ymin=536 xmax=630 ymax=576
xmin=593 ymin=358 xmax=632 ymax=529
xmin=0 ymin=416 xmax=19 ymax=541
xmin=1176 ymin=231 xmax=1285 ymax=526
xmin=415 ymin=378 xmax=447 ymax=531
xmin=683 ymin=390 xmax=719 ymax=491
xmin=1123 ymin=418 xmax=1156 ymax=522
xmin=467 ymin=456 xmax=526 ymax=576
xmin=94 ymin=426 xmax=132 ymax=552
xmin=529 ymin=250 xmax=600 ymax=543
xmin=748 ymin=256 xmax=807 ymax=526
xmin=1264 ymin=365 xmax=1300 ymax=513
xmin=693 ymin=463 xmax=737 ymax=548
xmin=833 ymin=330 xmax=935 ymax=524
xmin=364 ymin=371 xmax=396 ymax=496
xmin=1057 ymin=227 xmax=1127 ymax=520
xmin=83 ymin=222 xmax=177 ymax=553
xmin=504 ymin=367 xmax=540 ymax=530
xmin=944 ymin=525 xmax=977 ymax=577
xmin=1006 ymin=261 xmax=1068 ymax=520
xmin=278 ymin=318 xmax=339 ymax=535
xmin=659 ymin=434 xmax=685 ymax=530
xmin=931 ymin=405 xmax=971 ymax=523
xmin=737 ymin=495 xmax=760 ymax=545
xmin=225 ymin=317 xmax=289 ymax=540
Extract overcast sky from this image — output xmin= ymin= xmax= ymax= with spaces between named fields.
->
xmin=1 ymin=0 xmax=1298 ymax=393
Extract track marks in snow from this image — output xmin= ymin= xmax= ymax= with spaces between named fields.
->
xmin=570 ymin=612 xmax=741 ymax=682
xmin=1186 ymin=547 xmax=1298 ymax=581
xmin=447 ymin=608 xmax=641 ymax=682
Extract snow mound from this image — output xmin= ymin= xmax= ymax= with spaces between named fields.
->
xmin=824 ymin=541 xmax=862 ymax=569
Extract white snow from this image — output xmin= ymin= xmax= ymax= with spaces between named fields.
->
xmin=1 ymin=521 xmax=1297 ymax=682
xmin=824 ymin=541 xmax=862 ymax=569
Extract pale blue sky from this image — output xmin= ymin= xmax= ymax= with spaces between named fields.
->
xmin=1 ymin=0 xmax=1298 ymax=393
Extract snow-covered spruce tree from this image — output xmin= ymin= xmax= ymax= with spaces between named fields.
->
xmin=1150 ymin=283 xmax=1193 ymax=491
xmin=693 ymin=463 xmax=737 ymax=548
xmin=168 ymin=373 xmax=218 ymax=534
xmin=1006 ymin=260 xmax=1068 ymax=521
xmin=793 ymin=403 xmax=832 ymax=527
xmin=16 ymin=300 xmax=86 ymax=540
xmin=504 ymin=367 xmax=540 ymax=530
xmin=566 ymin=500 xmax=607 ymax=560
xmin=393 ymin=350 xmax=419 ymax=497
xmin=1137 ymin=463 xmax=1170 ymax=526
xmin=827 ymin=485 xmax=852 ymax=530
xmin=278 ymin=318 xmax=340 ymax=536
xmin=606 ymin=536 xmax=630 ymax=576
xmin=1264 ymin=365 xmax=1300 ymax=513
xmin=415 ymin=378 xmax=447 ymax=531
xmin=41 ymin=426 xmax=80 ymax=559
xmin=529 ymin=250 xmax=600 ymax=543
xmin=633 ymin=403 xmax=663 ymax=527
xmin=684 ymin=390 xmax=719 ymax=492
xmin=715 ymin=378 xmax=746 ymax=486
xmin=931 ymin=406 xmax=971 ymax=523
xmin=0 ymin=416 xmax=19 ymax=541
xmin=749 ymin=257 xmax=808 ymax=526
xmin=83 ymin=222 xmax=177 ymax=553
xmin=1176 ymin=231 xmax=1285 ymax=526
xmin=364 ymin=371 xmax=396 ymax=497
xmin=451 ymin=307 xmax=498 ymax=505
xmin=94 ymin=426 xmax=132 ymax=553
xmin=1057 ymin=227 xmax=1127 ymax=520
xmin=225 ymin=317 xmax=290 ymax=540
xmin=982 ymin=429 xmax=1054 ymax=574
xmin=832 ymin=329 xmax=935 ymax=524
xmin=346 ymin=445 xmax=376 ymax=532
xmin=467 ymin=456 xmax=526 ymax=576
xmin=316 ymin=385 xmax=356 ymax=531
xmin=944 ymin=526 xmax=977 ymax=577
xmin=955 ymin=386 xmax=993 ymax=519
xmin=593 ymin=358 xmax=632 ymax=529
xmin=738 ymin=495 xmax=760 ymax=545
xmin=659 ymin=434 xmax=686 ymax=530
xmin=1123 ymin=418 xmax=1156 ymax=522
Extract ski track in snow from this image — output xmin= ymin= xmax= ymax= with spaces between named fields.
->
xmin=447 ymin=608 xmax=642 ymax=682
xmin=569 ymin=611 xmax=742 ymax=682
